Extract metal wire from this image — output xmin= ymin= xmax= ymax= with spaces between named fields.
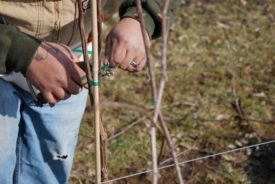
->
xmin=102 ymin=140 xmax=275 ymax=183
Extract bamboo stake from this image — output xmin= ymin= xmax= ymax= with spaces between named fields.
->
xmin=77 ymin=0 xmax=101 ymax=182
xmin=91 ymin=0 xmax=101 ymax=183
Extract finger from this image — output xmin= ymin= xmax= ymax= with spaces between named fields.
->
xmin=80 ymin=75 xmax=88 ymax=89
xmin=127 ymin=52 xmax=144 ymax=72
xmin=105 ymin=35 xmax=112 ymax=62
xmin=69 ymin=62 xmax=87 ymax=87
xmin=52 ymin=87 xmax=71 ymax=101
xmin=120 ymin=48 xmax=135 ymax=71
xmin=135 ymin=55 xmax=147 ymax=72
xmin=111 ymin=42 xmax=127 ymax=66
xmin=42 ymin=91 xmax=58 ymax=105
xmin=66 ymin=78 xmax=82 ymax=95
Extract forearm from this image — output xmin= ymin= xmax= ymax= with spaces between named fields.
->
xmin=0 ymin=25 xmax=40 ymax=75
xmin=119 ymin=0 xmax=180 ymax=39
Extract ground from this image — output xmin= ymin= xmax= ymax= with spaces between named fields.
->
xmin=70 ymin=1 xmax=275 ymax=183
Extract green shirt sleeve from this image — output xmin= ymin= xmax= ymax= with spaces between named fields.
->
xmin=0 ymin=25 xmax=40 ymax=75
xmin=119 ymin=0 xmax=180 ymax=39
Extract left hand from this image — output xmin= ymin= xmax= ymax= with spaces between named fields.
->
xmin=105 ymin=17 xmax=149 ymax=72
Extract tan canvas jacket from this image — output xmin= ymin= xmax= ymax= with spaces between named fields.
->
xmin=0 ymin=0 xmax=92 ymax=47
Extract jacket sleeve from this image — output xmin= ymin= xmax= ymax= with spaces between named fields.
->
xmin=0 ymin=25 xmax=40 ymax=75
xmin=119 ymin=0 xmax=180 ymax=39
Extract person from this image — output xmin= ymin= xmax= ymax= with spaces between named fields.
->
xmin=0 ymin=0 xmax=179 ymax=183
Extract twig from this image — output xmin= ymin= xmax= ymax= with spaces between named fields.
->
xmin=100 ymin=123 xmax=108 ymax=182
xmin=159 ymin=112 xmax=184 ymax=184
xmin=158 ymin=137 xmax=166 ymax=165
xmin=134 ymin=5 xmax=157 ymax=101
xmin=105 ymin=100 xmax=192 ymax=111
xmin=87 ymin=117 xmax=146 ymax=150
xmin=108 ymin=117 xmax=146 ymax=142
xmin=102 ymin=101 xmax=163 ymax=132
xmin=223 ymin=29 xmax=245 ymax=119
xmin=160 ymin=148 xmax=197 ymax=166
xmin=71 ymin=172 xmax=84 ymax=184
xmin=195 ymin=116 xmax=275 ymax=124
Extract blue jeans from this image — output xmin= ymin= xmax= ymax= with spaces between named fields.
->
xmin=0 ymin=79 xmax=88 ymax=184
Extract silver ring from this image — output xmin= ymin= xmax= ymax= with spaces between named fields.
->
xmin=130 ymin=60 xmax=139 ymax=68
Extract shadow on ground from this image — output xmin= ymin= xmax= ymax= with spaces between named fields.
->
xmin=247 ymin=142 xmax=275 ymax=184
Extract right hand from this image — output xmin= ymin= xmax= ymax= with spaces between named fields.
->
xmin=26 ymin=42 xmax=86 ymax=105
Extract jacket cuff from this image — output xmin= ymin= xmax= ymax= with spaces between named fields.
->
xmin=119 ymin=7 xmax=156 ymax=39
xmin=6 ymin=26 xmax=40 ymax=75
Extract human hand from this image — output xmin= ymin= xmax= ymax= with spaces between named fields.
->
xmin=26 ymin=42 xmax=86 ymax=105
xmin=105 ymin=17 xmax=149 ymax=72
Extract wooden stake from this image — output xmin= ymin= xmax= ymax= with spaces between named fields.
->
xmin=91 ymin=0 xmax=101 ymax=183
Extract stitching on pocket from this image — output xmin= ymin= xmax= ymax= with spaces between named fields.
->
xmin=35 ymin=1 xmax=42 ymax=38
xmin=66 ymin=0 xmax=78 ymax=46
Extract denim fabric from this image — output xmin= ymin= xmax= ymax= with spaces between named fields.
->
xmin=0 ymin=78 xmax=88 ymax=184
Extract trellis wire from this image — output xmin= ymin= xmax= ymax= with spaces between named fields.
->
xmin=101 ymin=140 xmax=275 ymax=183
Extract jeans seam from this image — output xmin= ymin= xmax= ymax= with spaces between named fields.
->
xmin=14 ymin=125 xmax=22 ymax=184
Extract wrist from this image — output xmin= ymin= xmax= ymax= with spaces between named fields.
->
xmin=119 ymin=7 xmax=155 ymax=39
xmin=4 ymin=26 xmax=41 ymax=76
xmin=119 ymin=17 xmax=150 ymax=43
